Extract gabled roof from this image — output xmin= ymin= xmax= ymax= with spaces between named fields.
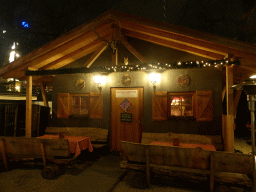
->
xmin=1 ymin=10 xmax=256 ymax=81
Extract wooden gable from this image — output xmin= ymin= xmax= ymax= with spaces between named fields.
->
xmin=1 ymin=10 xmax=256 ymax=83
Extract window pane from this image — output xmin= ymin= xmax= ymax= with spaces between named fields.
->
xmin=81 ymin=106 xmax=89 ymax=115
xmin=184 ymin=106 xmax=193 ymax=116
xmin=81 ymin=96 xmax=89 ymax=106
xmin=170 ymin=96 xmax=181 ymax=105
xmin=171 ymin=106 xmax=181 ymax=116
xmin=182 ymin=95 xmax=192 ymax=105
xmin=73 ymin=97 xmax=80 ymax=105
xmin=72 ymin=106 xmax=80 ymax=114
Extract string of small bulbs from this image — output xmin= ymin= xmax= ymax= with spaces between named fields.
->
xmin=103 ymin=58 xmax=240 ymax=72
xmin=25 ymin=58 xmax=241 ymax=76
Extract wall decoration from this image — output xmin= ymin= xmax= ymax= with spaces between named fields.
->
xmin=120 ymin=98 xmax=133 ymax=112
xmin=177 ymin=74 xmax=190 ymax=87
xmin=74 ymin=79 xmax=85 ymax=90
xmin=121 ymin=74 xmax=132 ymax=86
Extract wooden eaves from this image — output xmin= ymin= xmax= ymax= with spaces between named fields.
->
xmin=1 ymin=11 xmax=256 ymax=80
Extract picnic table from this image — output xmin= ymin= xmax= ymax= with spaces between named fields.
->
xmin=38 ymin=135 xmax=93 ymax=157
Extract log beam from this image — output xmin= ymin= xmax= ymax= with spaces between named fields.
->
xmin=120 ymin=36 xmax=147 ymax=63
xmin=123 ymin=30 xmax=225 ymax=60
xmin=40 ymin=82 xmax=49 ymax=107
xmin=84 ymin=42 xmax=109 ymax=68
xmin=26 ymin=75 xmax=33 ymax=138
xmin=224 ymin=65 xmax=234 ymax=152
xmin=2 ymin=24 xmax=112 ymax=78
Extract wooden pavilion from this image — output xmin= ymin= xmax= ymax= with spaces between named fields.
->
xmin=1 ymin=11 xmax=256 ymax=152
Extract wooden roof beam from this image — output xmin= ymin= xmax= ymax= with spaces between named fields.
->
xmin=32 ymin=76 xmax=54 ymax=84
xmin=110 ymin=11 xmax=256 ymax=53
xmin=42 ymin=35 xmax=111 ymax=70
xmin=120 ymin=35 xmax=147 ymax=63
xmin=124 ymin=30 xmax=225 ymax=60
xmin=117 ymin=19 xmax=256 ymax=60
xmin=3 ymin=39 xmax=108 ymax=79
xmin=0 ymin=16 xmax=113 ymax=77
xmin=83 ymin=42 xmax=109 ymax=68
xmin=1 ymin=23 xmax=113 ymax=77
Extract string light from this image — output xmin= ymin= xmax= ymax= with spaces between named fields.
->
xmin=27 ymin=58 xmax=241 ymax=76
xmin=91 ymin=58 xmax=240 ymax=73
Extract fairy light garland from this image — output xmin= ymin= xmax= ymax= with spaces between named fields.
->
xmin=103 ymin=58 xmax=240 ymax=72
xmin=25 ymin=58 xmax=240 ymax=76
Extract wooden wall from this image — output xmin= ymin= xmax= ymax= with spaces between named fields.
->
xmin=52 ymin=67 xmax=222 ymax=135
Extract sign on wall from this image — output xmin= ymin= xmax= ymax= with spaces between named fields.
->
xmin=120 ymin=113 xmax=132 ymax=122
xmin=116 ymin=90 xmax=138 ymax=97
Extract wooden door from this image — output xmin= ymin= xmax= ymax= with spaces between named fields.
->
xmin=110 ymin=87 xmax=143 ymax=151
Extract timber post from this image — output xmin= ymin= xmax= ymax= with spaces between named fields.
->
xmin=224 ymin=65 xmax=234 ymax=152
xmin=26 ymin=75 xmax=32 ymax=137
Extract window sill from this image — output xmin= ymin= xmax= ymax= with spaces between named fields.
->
xmin=69 ymin=114 xmax=89 ymax=119
xmin=167 ymin=116 xmax=196 ymax=121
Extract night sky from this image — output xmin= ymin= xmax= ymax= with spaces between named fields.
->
xmin=1 ymin=0 xmax=256 ymax=66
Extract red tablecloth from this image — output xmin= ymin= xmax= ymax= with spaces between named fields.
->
xmin=39 ymin=135 xmax=93 ymax=157
xmin=150 ymin=141 xmax=216 ymax=151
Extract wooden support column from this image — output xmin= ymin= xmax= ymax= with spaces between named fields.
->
xmin=40 ymin=81 xmax=49 ymax=107
xmin=224 ymin=65 xmax=234 ymax=152
xmin=26 ymin=75 xmax=32 ymax=138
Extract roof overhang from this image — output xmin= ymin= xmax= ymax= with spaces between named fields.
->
xmin=1 ymin=11 xmax=256 ymax=81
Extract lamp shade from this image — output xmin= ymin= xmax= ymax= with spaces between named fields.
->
xmin=94 ymin=75 xmax=106 ymax=85
xmin=232 ymin=78 xmax=256 ymax=95
xmin=149 ymin=73 xmax=161 ymax=85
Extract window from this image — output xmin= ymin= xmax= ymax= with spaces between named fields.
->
xmin=70 ymin=94 xmax=89 ymax=118
xmin=168 ymin=92 xmax=195 ymax=118
xmin=152 ymin=91 xmax=213 ymax=121
xmin=57 ymin=92 xmax=103 ymax=119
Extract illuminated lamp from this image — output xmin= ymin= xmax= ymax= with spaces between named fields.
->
xmin=94 ymin=75 xmax=106 ymax=91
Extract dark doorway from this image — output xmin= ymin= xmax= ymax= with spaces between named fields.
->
xmin=235 ymin=91 xmax=250 ymax=139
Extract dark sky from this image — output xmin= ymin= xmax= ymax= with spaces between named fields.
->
xmin=1 ymin=0 xmax=256 ymax=66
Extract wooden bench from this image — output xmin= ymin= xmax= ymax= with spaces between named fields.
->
xmin=120 ymin=141 xmax=252 ymax=191
xmin=45 ymin=127 xmax=108 ymax=148
xmin=0 ymin=136 xmax=74 ymax=178
xmin=142 ymin=132 xmax=223 ymax=151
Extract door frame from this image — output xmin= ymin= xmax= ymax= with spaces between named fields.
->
xmin=109 ymin=87 xmax=144 ymax=151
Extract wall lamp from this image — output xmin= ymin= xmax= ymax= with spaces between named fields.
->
xmin=94 ymin=75 xmax=106 ymax=91
xmin=149 ymin=73 xmax=161 ymax=90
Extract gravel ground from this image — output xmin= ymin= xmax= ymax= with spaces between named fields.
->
xmin=0 ymin=159 xmax=94 ymax=192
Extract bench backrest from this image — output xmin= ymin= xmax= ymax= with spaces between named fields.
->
xmin=212 ymin=151 xmax=253 ymax=175
xmin=0 ymin=137 xmax=70 ymax=159
xmin=149 ymin=144 xmax=211 ymax=170
xmin=45 ymin=127 xmax=108 ymax=142
xmin=121 ymin=140 xmax=253 ymax=174
xmin=121 ymin=140 xmax=211 ymax=170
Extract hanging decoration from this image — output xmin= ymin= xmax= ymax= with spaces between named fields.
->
xmin=25 ymin=58 xmax=240 ymax=76
xmin=104 ymin=58 xmax=240 ymax=72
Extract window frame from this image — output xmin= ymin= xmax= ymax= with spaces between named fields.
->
xmin=167 ymin=92 xmax=196 ymax=119
xmin=69 ymin=94 xmax=90 ymax=118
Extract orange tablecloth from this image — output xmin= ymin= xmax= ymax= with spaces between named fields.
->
xmin=150 ymin=141 xmax=216 ymax=151
xmin=39 ymin=135 xmax=93 ymax=157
